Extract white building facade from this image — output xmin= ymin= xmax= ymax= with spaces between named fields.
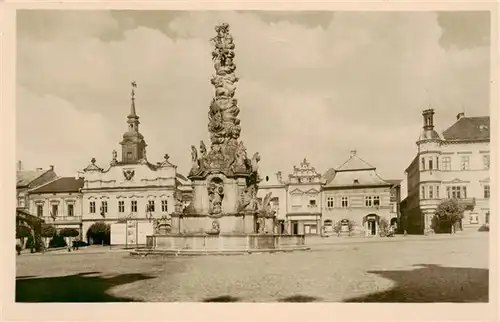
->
xmin=401 ymin=109 xmax=490 ymax=234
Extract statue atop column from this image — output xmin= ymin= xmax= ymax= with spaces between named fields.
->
xmin=189 ymin=23 xmax=249 ymax=178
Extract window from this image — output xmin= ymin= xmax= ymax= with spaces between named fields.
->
xmin=51 ymin=204 xmax=58 ymax=217
xmin=304 ymin=224 xmax=317 ymax=234
xmin=485 ymin=212 xmax=490 ymax=225
xmin=442 ymin=157 xmax=451 ymax=171
xmin=447 ymin=186 xmax=467 ymax=199
xmin=18 ymin=197 xmax=25 ymax=208
xmin=460 ymin=156 xmax=470 ymax=170
xmin=161 ymin=200 xmax=168 ymax=212
xmin=421 ymin=157 xmax=425 ymax=170
xmin=428 ymin=158 xmax=433 ymax=170
xmin=309 ymin=199 xmax=317 ymax=207
xmin=484 ymin=185 xmax=490 ymax=199
xmin=483 ymin=155 xmax=490 ymax=169
xmin=341 ymin=197 xmax=349 ymax=208
xmin=127 ymin=151 xmax=133 ymax=161
xmin=373 ymin=196 xmax=380 ymax=207
xmin=36 ymin=204 xmax=43 ymax=218
xmin=327 ymin=197 xmax=334 ymax=208
xmin=436 ymin=157 xmax=439 ymax=169
xmin=436 ymin=186 xmax=440 ymax=198
xmin=428 ymin=186 xmax=433 ymax=199
xmin=118 ymin=201 xmax=125 ymax=213
xmin=131 ymin=200 xmax=138 ymax=212
xmin=469 ymin=214 xmax=479 ymax=224
xmin=365 ymin=196 xmax=372 ymax=207
xmin=421 ymin=186 xmax=426 ymax=199
xmin=148 ymin=200 xmax=155 ymax=212
xmin=89 ymin=201 xmax=96 ymax=213
xmin=101 ymin=201 xmax=108 ymax=214
xmin=67 ymin=204 xmax=74 ymax=216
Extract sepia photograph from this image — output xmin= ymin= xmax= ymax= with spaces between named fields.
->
xmin=3 ymin=2 xmax=497 ymax=319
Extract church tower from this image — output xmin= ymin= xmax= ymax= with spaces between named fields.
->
xmin=120 ymin=81 xmax=147 ymax=164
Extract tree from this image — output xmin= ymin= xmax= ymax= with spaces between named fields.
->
xmin=59 ymin=228 xmax=80 ymax=251
xmin=16 ymin=224 xmax=32 ymax=250
xmin=59 ymin=228 xmax=79 ymax=238
xmin=41 ymin=225 xmax=57 ymax=238
xmin=434 ymin=199 xmax=465 ymax=234
xmin=40 ymin=224 xmax=57 ymax=250
xmin=16 ymin=209 xmax=44 ymax=252
xmin=86 ymin=222 xmax=111 ymax=245
xmin=16 ymin=224 xmax=31 ymax=239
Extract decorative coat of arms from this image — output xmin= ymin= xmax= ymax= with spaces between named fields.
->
xmin=123 ymin=169 xmax=135 ymax=181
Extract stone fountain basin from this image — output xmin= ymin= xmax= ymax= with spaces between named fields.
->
xmin=130 ymin=233 xmax=309 ymax=257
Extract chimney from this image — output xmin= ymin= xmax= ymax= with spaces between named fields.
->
xmin=422 ymin=109 xmax=435 ymax=130
xmin=75 ymin=171 xmax=83 ymax=179
xmin=350 ymin=149 xmax=357 ymax=157
xmin=17 ymin=160 xmax=23 ymax=171
xmin=49 ymin=165 xmax=54 ymax=171
xmin=456 ymin=112 xmax=465 ymax=120
xmin=36 ymin=167 xmax=43 ymax=171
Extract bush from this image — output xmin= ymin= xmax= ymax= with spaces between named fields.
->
xmin=72 ymin=240 xmax=88 ymax=248
xmin=41 ymin=224 xmax=57 ymax=238
xmin=49 ymin=235 xmax=67 ymax=248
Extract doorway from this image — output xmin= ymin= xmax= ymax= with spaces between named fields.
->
xmin=292 ymin=221 xmax=299 ymax=235
xmin=367 ymin=220 xmax=376 ymax=235
xmin=364 ymin=214 xmax=379 ymax=236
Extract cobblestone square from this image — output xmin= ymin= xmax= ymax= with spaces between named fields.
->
xmin=16 ymin=233 xmax=489 ymax=302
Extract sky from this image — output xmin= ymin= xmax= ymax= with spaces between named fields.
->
xmin=16 ymin=10 xmax=491 ymax=181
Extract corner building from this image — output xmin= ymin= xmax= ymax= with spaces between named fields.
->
xmin=401 ymin=109 xmax=490 ymax=234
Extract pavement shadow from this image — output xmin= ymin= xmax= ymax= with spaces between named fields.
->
xmin=278 ymin=295 xmax=321 ymax=302
xmin=203 ymin=295 xmax=241 ymax=302
xmin=16 ymin=272 xmax=154 ymax=302
xmin=344 ymin=264 xmax=489 ymax=303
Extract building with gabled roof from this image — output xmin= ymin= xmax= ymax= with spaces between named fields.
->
xmin=16 ymin=162 xmax=57 ymax=212
xmin=400 ymin=110 xmax=490 ymax=234
xmin=79 ymin=84 xmax=192 ymax=245
xmin=321 ymin=150 xmax=398 ymax=237
xmin=28 ymin=176 xmax=85 ymax=234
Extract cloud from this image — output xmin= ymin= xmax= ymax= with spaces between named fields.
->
xmin=16 ymin=11 xmax=490 ymax=180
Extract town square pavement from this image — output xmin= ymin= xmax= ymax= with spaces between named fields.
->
xmin=15 ymin=232 xmax=489 ymax=302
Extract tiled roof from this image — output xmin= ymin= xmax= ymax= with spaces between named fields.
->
xmin=386 ymin=179 xmax=402 ymax=186
xmin=29 ymin=177 xmax=84 ymax=194
xmin=324 ymin=169 xmax=391 ymax=187
xmin=336 ymin=155 xmax=375 ymax=172
xmin=442 ymin=116 xmax=490 ymax=141
xmin=322 ymin=168 xmax=336 ymax=184
xmin=16 ymin=169 xmax=49 ymax=187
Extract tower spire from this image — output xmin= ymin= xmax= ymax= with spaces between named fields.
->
xmin=120 ymin=80 xmax=147 ymax=164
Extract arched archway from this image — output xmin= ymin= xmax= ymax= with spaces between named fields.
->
xmin=323 ymin=219 xmax=333 ymax=235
